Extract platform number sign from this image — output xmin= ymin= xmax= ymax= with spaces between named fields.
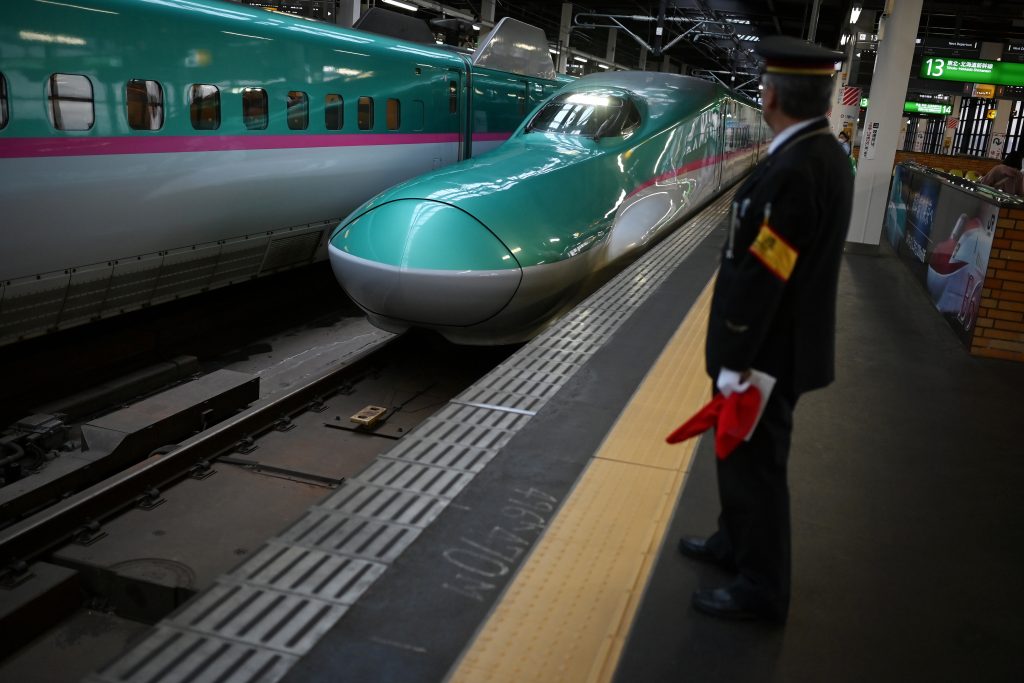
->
xmin=921 ymin=58 xmax=1024 ymax=86
xmin=923 ymin=58 xmax=945 ymax=78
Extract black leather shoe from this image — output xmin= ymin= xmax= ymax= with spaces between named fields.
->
xmin=691 ymin=587 xmax=761 ymax=621
xmin=678 ymin=536 xmax=731 ymax=568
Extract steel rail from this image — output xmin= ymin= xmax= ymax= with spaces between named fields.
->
xmin=0 ymin=335 xmax=399 ymax=574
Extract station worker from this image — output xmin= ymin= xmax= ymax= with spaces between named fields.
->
xmin=678 ymin=35 xmax=854 ymax=623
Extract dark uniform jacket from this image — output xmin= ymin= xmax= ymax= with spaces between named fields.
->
xmin=706 ymin=116 xmax=854 ymax=395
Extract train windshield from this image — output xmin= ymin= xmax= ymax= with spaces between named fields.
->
xmin=526 ymin=91 xmax=640 ymax=139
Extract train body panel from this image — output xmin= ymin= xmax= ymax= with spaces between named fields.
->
xmin=329 ymin=72 xmax=768 ymax=344
xmin=0 ymin=0 xmax=565 ymax=344
xmin=2 ymin=142 xmax=456 ymax=279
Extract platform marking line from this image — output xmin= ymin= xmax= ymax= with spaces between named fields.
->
xmin=447 ymin=276 xmax=715 ymax=683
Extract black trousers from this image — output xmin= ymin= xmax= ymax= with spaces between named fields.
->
xmin=705 ymin=385 xmax=798 ymax=620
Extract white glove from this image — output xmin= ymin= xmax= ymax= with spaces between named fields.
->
xmin=716 ymin=367 xmax=751 ymax=397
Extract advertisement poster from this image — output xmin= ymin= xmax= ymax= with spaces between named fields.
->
xmin=886 ymin=166 xmax=998 ymax=343
xmin=885 ymin=165 xmax=940 ymax=259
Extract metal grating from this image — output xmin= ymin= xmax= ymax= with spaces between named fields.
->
xmin=93 ymin=626 xmax=296 ymax=683
xmin=318 ymin=484 xmax=449 ymax=527
xmin=386 ymin=433 xmax=508 ymax=471
xmin=279 ymin=509 xmax=422 ymax=564
xmin=95 ymin=190 xmax=734 ymax=682
xmin=167 ymin=582 xmax=348 ymax=655
xmin=227 ymin=542 xmax=386 ymax=605
xmin=353 ymin=460 xmax=475 ymax=500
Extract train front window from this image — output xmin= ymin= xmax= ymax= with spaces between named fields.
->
xmin=48 ymin=73 xmax=94 ymax=131
xmin=127 ymin=79 xmax=163 ymax=131
xmin=242 ymin=88 xmax=268 ymax=130
xmin=287 ymin=91 xmax=308 ymax=130
xmin=189 ymin=84 xmax=220 ymax=130
xmin=325 ymin=94 xmax=343 ymax=130
xmin=0 ymin=73 xmax=7 ymax=129
xmin=526 ymin=92 xmax=639 ymax=139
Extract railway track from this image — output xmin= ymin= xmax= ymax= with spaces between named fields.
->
xmin=0 ymin=268 xmax=516 ymax=682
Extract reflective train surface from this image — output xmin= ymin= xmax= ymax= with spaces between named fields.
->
xmin=329 ymin=72 xmax=767 ymax=345
xmin=0 ymin=0 xmax=566 ymax=345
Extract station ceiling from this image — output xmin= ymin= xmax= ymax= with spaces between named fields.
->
xmin=426 ymin=1 xmax=1024 ymax=85
xmin=242 ymin=1 xmax=1024 ymax=98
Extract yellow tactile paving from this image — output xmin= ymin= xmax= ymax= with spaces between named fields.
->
xmin=448 ymin=276 xmax=716 ymax=683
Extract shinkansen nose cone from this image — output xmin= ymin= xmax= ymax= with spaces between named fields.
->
xmin=329 ymin=199 xmax=522 ymax=327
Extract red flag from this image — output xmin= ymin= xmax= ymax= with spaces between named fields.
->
xmin=666 ymin=387 xmax=764 ymax=459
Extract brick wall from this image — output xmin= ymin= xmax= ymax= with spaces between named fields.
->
xmin=972 ymin=208 xmax=1024 ymax=361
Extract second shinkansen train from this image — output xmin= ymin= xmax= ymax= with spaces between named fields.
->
xmin=0 ymin=0 xmax=567 ymax=345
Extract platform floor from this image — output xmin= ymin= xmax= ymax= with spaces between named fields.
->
xmin=286 ymin=210 xmax=1024 ymax=680
xmin=614 ymin=247 xmax=1024 ymax=682
xmin=88 ymin=192 xmax=1024 ymax=682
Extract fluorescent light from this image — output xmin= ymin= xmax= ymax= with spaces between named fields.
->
xmin=597 ymin=63 xmax=609 ymax=69
xmin=549 ymin=48 xmax=559 ymax=54
xmin=573 ymin=56 xmax=588 ymax=63
xmin=383 ymin=0 xmax=417 ymax=11
xmin=840 ymin=33 xmax=849 ymax=46
xmin=850 ymin=5 xmax=862 ymax=23
xmin=472 ymin=24 xmax=480 ymax=30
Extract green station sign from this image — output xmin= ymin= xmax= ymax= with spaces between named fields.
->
xmin=904 ymin=102 xmax=952 ymax=115
xmin=857 ymin=98 xmax=952 ymax=115
xmin=921 ymin=57 xmax=1024 ymax=86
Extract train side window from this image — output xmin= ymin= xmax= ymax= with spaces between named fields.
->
xmin=47 ymin=73 xmax=94 ymax=131
xmin=448 ymin=80 xmax=457 ymax=114
xmin=0 ymin=73 xmax=8 ymax=129
xmin=287 ymin=91 xmax=308 ymax=130
xmin=189 ymin=84 xmax=220 ymax=130
xmin=242 ymin=88 xmax=268 ymax=130
xmin=126 ymin=79 xmax=163 ymax=131
xmin=386 ymin=98 xmax=400 ymax=130
xmin=358 ymin=96 xmax=374 ymax=130
xmin=325 ymin=93 xmax=343 ymax=130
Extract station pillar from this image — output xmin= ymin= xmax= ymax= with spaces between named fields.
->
xmin=846 ymin=0 xmax=923 ymax=247
xmin=943 ymin=96 xmax=961 ymax=155
xmin=606 ymin=28 xmax=617 ymax=65
xmin=557 ymin=4 xmax=572 ymax=74
xmin=479 ymin=0 xmax=495 ymax=42
xmin=639 ymin=46 xmax=648 ymax=71
xmin=333 ymin=0 xmax=362 ymax=26
xmin=986 ymin=99 xmax=1012 ymax=159
xmin=335 ymin=0 xmax=360 ymax=27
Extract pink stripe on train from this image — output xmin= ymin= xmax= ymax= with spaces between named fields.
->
xmin=0 ymin=132 xmax=464 ymax=159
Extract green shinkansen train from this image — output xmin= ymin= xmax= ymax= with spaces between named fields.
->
xmin=0 ymin=0 xmax=567 ymax=345
xmin=330 ymin=71 xmax=768 ymax=344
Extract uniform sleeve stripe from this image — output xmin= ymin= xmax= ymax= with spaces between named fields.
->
xmin=748 ymin=226 xmax=799 ymax=281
